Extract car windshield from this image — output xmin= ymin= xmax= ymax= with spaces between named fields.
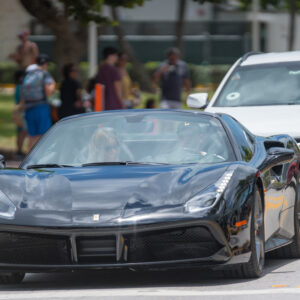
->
xmin=214 ymin=62 xmax=300 ymax=107
xmin=22 ymin=111 xmax=235 ymax=167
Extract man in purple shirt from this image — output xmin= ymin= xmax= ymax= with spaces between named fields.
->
xmin=96 ymin=47 xmax=124 ymax=110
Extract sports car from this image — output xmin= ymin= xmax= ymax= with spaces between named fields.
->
xmin=0 ymin=109 xmax=299 ymax=283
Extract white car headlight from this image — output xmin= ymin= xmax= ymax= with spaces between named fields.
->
xmin=0 ymin=191 xmax=16 ymax=219
xmin=185 ymin=169 xmax=234 ymax=213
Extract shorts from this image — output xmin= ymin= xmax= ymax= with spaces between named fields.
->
xmin=160 ymin=99 xmax=182 ymax=109
xmin=25 ymin=104 xmax=52 ymax=137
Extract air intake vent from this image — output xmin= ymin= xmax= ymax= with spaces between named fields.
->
xmin=76 ymin=236 xmax=116 ymax=264
xmin=264 ymin=140 xmax=284 ymax=151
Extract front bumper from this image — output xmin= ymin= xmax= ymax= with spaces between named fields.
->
xmin=0 ymin=220 xmax=248 ymax=272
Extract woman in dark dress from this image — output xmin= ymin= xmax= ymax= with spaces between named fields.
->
xmin=59 ymin=63 xmax=85 ymax=119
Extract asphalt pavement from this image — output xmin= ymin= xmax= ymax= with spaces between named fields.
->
xmin=0 ymin=258 xmax=300 ymax=299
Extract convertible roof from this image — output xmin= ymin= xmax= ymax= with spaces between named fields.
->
xmin=241 ymin=51 xmax=300 ymax=66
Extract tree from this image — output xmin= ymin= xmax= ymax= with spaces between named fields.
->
xmin=175 ymin=1 xmax=223 ymax=58
xmin=288 ymin=0 xmax=297 ymax=50
xmin=111 ymin=6 xmax=154 ymax=92
xmin=176 ymin=0 xmax=187 ymax=56
xmin=19 ymin=0 xmax=145 ymax=80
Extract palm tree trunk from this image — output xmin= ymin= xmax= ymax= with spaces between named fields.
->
xmin=288 ymin=0 xmax=297 ymax=51
xmin=175 ymin=0 xmax=187 ymax=56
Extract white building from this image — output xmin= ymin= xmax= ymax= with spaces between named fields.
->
xmin=0 ymin=0 xmax=299 ymax=62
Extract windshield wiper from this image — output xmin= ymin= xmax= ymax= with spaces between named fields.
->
xmin=26 ymin=164 xmax=73 ymax=169
xmin=82 ymin=162 xmax=128 ymax=167
xmin=82 ymin=161 xmax=170 ymax=167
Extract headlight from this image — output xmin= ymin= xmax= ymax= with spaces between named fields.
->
xmin=185 ymin=169 xmax=234 ymax=213
xmin=0 ymin=191 xmax=16 ymax=219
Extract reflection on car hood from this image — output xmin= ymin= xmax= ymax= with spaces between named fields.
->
xmin=0 ymin=164 xmax=229 ymax=226
xmin=206 ymin=105 xmax=300 ymax=138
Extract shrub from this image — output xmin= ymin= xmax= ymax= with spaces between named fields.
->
xmin=0 ymin=62 xmax=18 ymax=84
xmin=0 ymin=61 xmax=231 ymax=89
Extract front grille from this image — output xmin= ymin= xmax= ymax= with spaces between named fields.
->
xmin=76 ymin=236 xmax=116 ymax=263
xmin=0 ymin=232 xmax=70 ymax=264
xmin=0 ymin=225 xmax=222 ymax=266
xmin=126 ymin=226 xmax=222 ymax=262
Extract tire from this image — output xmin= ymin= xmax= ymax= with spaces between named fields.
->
xmin=224 ymin=186 xmax=265 ymax=278
xmin=0 ymin=272 xmax=25 ymax=284
xmin=268 ymin=185 xmax=300 ymax=258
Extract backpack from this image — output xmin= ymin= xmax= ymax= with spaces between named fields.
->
xmin=21 ymin=69 xmax=46 ymax=107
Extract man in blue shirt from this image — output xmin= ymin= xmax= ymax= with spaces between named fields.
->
xmin=21 ymin=54 xmax=55 ymax=151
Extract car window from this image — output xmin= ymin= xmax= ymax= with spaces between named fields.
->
xmin=221 ymin=115 xmax=255 ymax=162
xmin=214 ymin=62 xmax=300 ymax=107
xmin=22 ymin=112 xmax=236 ymax=167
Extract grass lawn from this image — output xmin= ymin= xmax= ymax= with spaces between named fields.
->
xmin=0 ymin=92 xmax=16 ymax=151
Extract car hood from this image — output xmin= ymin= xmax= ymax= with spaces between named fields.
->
xmin=206 ymin=105 xmax=300 ymax=138
xmin=0 ymin=164 xmax=229 ymax=226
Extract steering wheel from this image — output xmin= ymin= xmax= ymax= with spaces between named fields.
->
xmin=119 ymin=143 xmax=135 ymax=162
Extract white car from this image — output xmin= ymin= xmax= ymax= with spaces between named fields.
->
xmin=187 ymin=51 xmax=300 ymax=144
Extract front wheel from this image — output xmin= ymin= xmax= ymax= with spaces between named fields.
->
xmin=0 ymin=272 xmax=25 ymax=284
xmin=225 ymin=186 xmax=265 ymax=278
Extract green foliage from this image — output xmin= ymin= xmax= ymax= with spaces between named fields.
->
xmin=237 ymin=0 xmax=300 ymax=11
xmin=58 ymin=0 xmax=145 ymax=24
xmin=128 ymin=62 xmax=231 ymax=86
xmin=0 ymin=61 xmax=230 ymax=87
xmin=0 ymin=93 xmax=16 ymax=151
xmin=0 ymin=62 xmax=18 ymax=84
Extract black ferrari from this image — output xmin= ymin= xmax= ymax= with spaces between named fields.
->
xmin=0 ymin=109 xmax=299 ymax=283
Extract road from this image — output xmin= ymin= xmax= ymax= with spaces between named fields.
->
xmin=0 ymin=258 xmax=300 ymax=299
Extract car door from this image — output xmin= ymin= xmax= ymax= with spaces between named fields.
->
xmin=220 ymin=114 xmax=284 ymax=241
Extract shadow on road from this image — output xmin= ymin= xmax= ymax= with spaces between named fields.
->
xmin=0 ymin=258 xmax=297 ymax=291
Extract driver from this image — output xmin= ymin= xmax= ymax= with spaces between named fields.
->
xmin=166 ymin=122 xmax=207 ymax=163
xmin=87 ymin=127 xmax=120 ymax=163
xmin=177 ymin=122 xmax=206 ymax=155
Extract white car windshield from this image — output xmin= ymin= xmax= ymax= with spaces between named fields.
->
xmin=22 ymin=111 xmax=235 ymax=167
xmin=214 ymin=62 xmax=300 ymax=107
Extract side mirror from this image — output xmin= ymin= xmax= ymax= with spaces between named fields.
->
xmin=267 ymin=147 xmax=294 ymax=166
xmin=0 ymin=154 xmax=5 ymax=169
xmin=187 ymin=93 xmax=208 ymax=109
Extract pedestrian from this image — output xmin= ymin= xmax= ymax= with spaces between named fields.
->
xmin=117 ymin=52 xmax=140 ymax=109
xmin=153 ymin=47 xmax=191 ymax=109
xmin=12 ymin=70 xmax=27 ymax=159
xmin=58 ymin=63 xmax=85 ymax=119
xmin=21 ymin=54 xmax=55 ymax=151
xmin=9 ymin=30 xmax=39 ymax=70
xmin=95 ymin=47 xmax=125 ymax=110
